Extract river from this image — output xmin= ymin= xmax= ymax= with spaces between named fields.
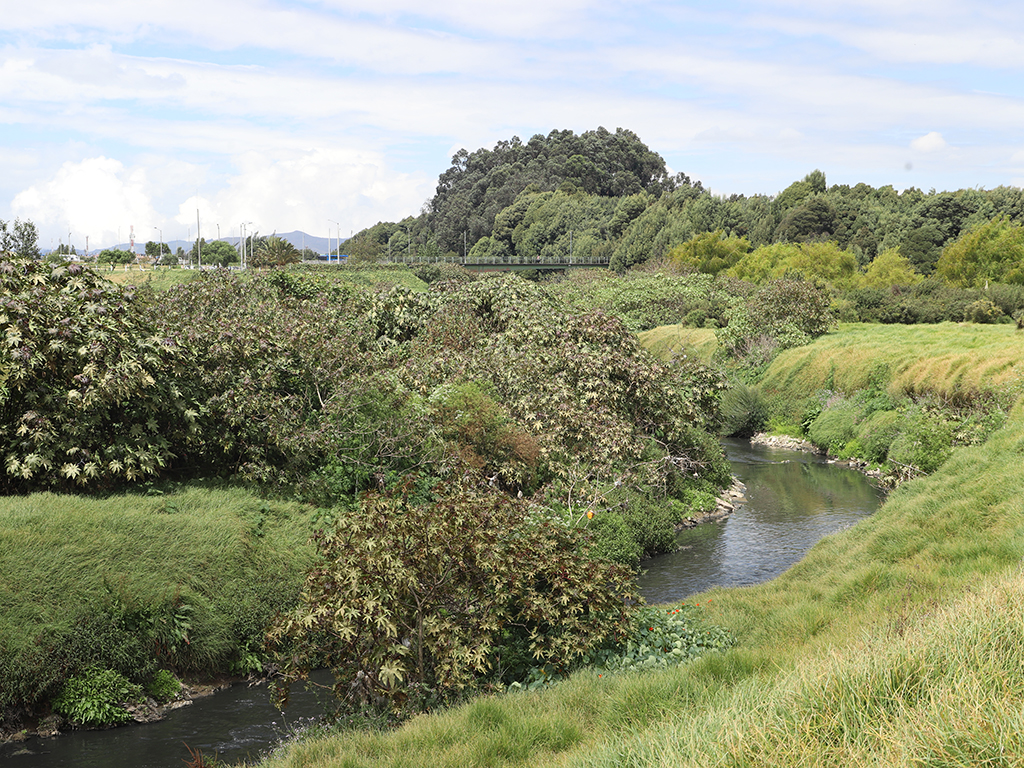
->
xmin=1 ymin=438 xmax=884 ymax=767
xmin=638 ymin=438 xmax=885 ymax=603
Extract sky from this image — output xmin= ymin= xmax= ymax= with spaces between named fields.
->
xmin=2 ymin=1 xmax=1024 ymax=252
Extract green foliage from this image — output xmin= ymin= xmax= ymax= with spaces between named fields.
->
xmin=0 ymin=487 xmax=313 ymax=718
xmin=717 ymin=279 xmax=835 ymax=372
xmin=727 ymin=241 xmax=858 ymax=286
xmin=145 ymin=669 xmax=181 ymax=702
xmin=509 ymin=604 xmax=735 ymax=690
xmin=806 ymin=396 xmax=860 ymax=455
xmin=855 ymin=410 xmax=901 ymax=464
xmin=0 ymin=260 xmax=202 ymax=492
xmin=428 ymin=128 xmax=683 ymax=255
xmin=887 ymin=408 xmax=955 ymax=477
xmin=857 ymin=247 xmax=922 ymax=288
xmin=937 ymin=216 xmax=1024 ymax=287
xmin=666 ymin=230 xmax=751 ymax=275
xmin=52 ymin=667 xmax=144 ymax=726
xmin=963 ymin=298 xmax=1005 ymax=323
xmin=592 ymin=604 xmax=735 ymax=674
xmin=719 ymin=383 xmax=770 ymax=437
xmin=267 ymin=477 xmax=639 ymax=716
xmin=97 ymin=248 xmax=136 ymax=265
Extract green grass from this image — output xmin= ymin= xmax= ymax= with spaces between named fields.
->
xmin=759 ymin=322 xmax=1024 ymax=405
xmin=0 ymin=486 xmax=316 ymax=713
xmin=100 ymin=265 xmax=204 ymax=290
xmin=636 ymin=325 xmax=718 ymax=362
xmin=250 ymin=325 xmax=1024 ymax=768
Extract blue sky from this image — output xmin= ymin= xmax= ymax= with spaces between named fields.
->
xmin=2 ymin=0 xmax=1023 ymax=250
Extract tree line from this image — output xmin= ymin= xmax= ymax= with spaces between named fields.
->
xmin=342 ymin=128 xmax=1024 ymax=285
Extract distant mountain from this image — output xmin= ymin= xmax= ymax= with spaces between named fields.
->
xmin=221 ymin=231 xmax=344 ymax=255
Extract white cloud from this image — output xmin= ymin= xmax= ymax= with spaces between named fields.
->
xmin=11 ymin=157 xmax=159 ymax=249
xmin=911 ymin=132 xmax=948 ymax=152
xmin=172 ymin=148 xmax=432 ymax=241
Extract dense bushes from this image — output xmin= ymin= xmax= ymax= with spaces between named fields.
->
xmin=0 ymin=260 xmax=202 ymax=493
xmin=267 ymin=478 xmax=638 ymax=715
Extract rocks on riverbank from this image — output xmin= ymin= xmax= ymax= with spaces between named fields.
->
xmin=678 ymin=478 xmax=746 ymax=530
xmin=1 ymin=675 xmax=243 ymax=744
xmin=750 ymin=433 xmax=885 ymax=482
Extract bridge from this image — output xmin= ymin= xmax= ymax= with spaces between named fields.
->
xmin=362 ymin=255 xmax=613 ymax=273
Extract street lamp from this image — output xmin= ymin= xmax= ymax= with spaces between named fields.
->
xmin=154 ymin=227 xmax=162 ymax=266
xmin=329 ymin=219 xmax=341 ymax=262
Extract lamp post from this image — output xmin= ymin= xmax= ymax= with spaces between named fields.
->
xmin=154 ymin=227 xmax=162 ymax=266
xmin=329 ymin=219 xmax=341 ymax=262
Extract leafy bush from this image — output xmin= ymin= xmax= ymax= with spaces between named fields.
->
xmin=266 ymin=477 xmax=638 ymax=716
xmin=855 ymin=410 xmax=902 ymax=464
xmin=719 ymin=383 xmax=769 ymax=437
xmin=0 ymin=260 xmax=201 ymax=492
xmin=146 ymin=669 xmax=181 ymax=702
xmin=807 ymin=397 xmax=860 ymax=455
xmin=52 ymin=668 xmax=144 ymax=726
xmin=887 ymin=409 xmax=954 ymax=475
xmin=964 ymin=298 xmax=1004 ymax=323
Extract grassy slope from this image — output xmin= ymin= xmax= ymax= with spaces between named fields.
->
xmin=0 ymin=487 xmax=315 ymax=712
xmin=253 ymin=323 xmax=1024 ymax=768
xmin=636 ymin=325 xmax=718 ymax=362
xmin=760 ymin=322 xmax=1024 ymax=405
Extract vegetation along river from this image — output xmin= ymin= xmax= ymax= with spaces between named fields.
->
xmin=638 ymin=438 xmax=886 ymax=604
xmin=2 ymin=439 xmax=884 ymax=767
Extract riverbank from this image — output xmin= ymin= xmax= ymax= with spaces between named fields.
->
xmin=1 ymin=674 xmax=243 ymax=745
xmin=244 ymin=324 xmax=1024 ymax=768
xmin=0 ymin=487 xmax=315 ymax=741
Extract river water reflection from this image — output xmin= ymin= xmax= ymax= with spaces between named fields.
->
xmin=637 ymin=438 xmax=885 ymax=604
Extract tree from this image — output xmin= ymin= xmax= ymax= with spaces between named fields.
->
xmin=858 ymin=248 xmax=922 ymax=288
xmin=3 ymin=219 xmax=41 ymax=260
xmin=97 ymin=248 xmax=136 ymax=265
xmin=667 ymin=230 xmax=751 ymax=275
xmin=202 ymin=240 xmax=239 ymax=268
xmin=144 ymin=240 xmax=171 ymax=260
xmin=267 ymin=477 xmax=638 ymax=714
xmin=251 ymin=236 xmax=300 ymax=267
xmin=936 ymin=216 xmax=1024 ymax=287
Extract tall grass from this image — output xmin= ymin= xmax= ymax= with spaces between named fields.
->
xmin=251 ymin=380 xmax=1024 ymax=768
xmin=0 ymin=486 xmax=315 ymax=715
xmin=636 ymin=325 xmax=718 ymax=362
xmin=759 ymin=322 xmax=1024 ymax=408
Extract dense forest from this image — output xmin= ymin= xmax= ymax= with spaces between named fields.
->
xmin=345 ymin=127 xmax=1024 ymax=281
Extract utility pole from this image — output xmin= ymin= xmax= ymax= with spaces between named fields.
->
xmin=196 ymin=209 xmax=202 ymax=269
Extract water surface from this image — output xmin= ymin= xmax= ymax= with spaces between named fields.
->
xmin=637 ymin=438 xmax=884 ymax=604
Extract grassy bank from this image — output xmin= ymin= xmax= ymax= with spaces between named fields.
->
xmin=760 ymin=322 xmax=1024 ymax=408
xmin=0 ymin=486 xmax=316 ymax=724
xmin=249 ymin=324 xmax=1024 ymax=768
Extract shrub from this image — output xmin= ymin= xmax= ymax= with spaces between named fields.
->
xmin=964 ymin=298 xmax=1004 ymax=323
xmin=146 ymin=669 xmax=181 ymax=702
xmin=0 ymin=260 xmax=202 ymax=492
xmin=52 ymin=668 xmax=144 ymax=726
xmin=267 ymin=476 xmax=638 ymax=716
xmin=888 ymin=410 xmax=954 ymax=475
xmin=855 ymin=410 xmax=902 ymax=464
xmin=719 ymin=383 xmax=769 ymax=437
xmin=807 ymin=397 xmax=860 ymax=455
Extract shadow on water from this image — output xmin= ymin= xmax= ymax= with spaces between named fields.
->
xmin=0 ymin=671 xmax=333 ymax=768
xmin=637 ymin=438 xmax=885 ymax=605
